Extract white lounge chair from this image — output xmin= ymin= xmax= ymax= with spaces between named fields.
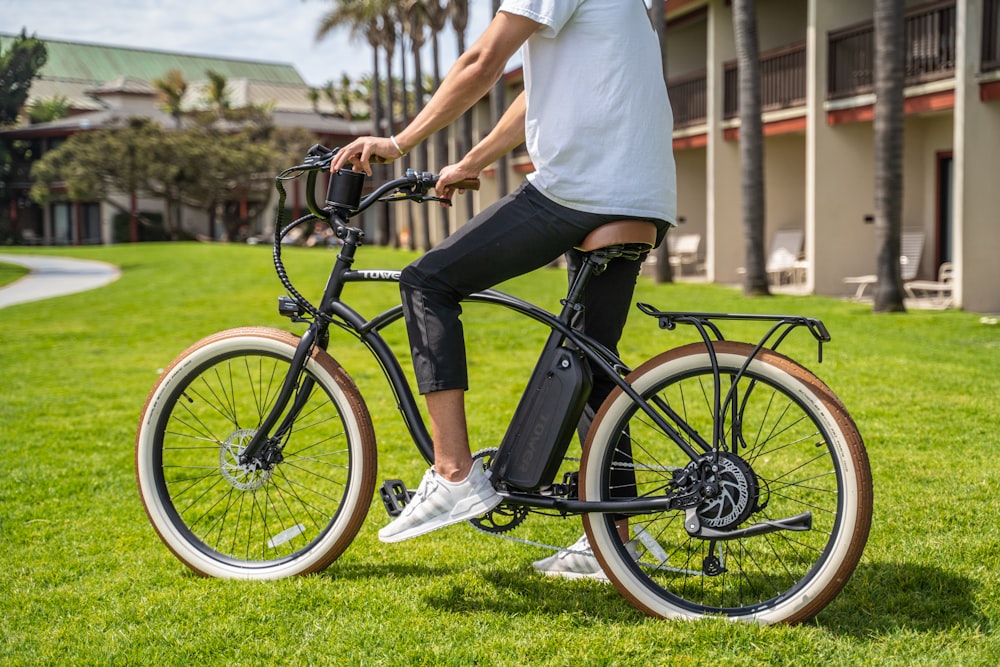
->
xmin=843 ymin=231 xmax=924 ymax=300
xmin=905 ymin=261 xmax=953 ymax=309
xmin=766 ymin=229 xmax=804 ymax=286
xmin=667 ymin=233 xmax=702 ymax=276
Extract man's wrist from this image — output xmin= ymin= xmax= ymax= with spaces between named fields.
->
xmin=390 ymin=135 xmax=409 ymax=157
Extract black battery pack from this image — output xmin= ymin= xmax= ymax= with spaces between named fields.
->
xmin=491 ymin=343 xmax=593 ymax=491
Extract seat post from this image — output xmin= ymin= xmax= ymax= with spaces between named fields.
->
xmin=557 ymin=246 xmax=621 ymax=325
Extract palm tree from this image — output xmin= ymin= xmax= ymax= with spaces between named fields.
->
xmin=204 ymin=70 xmax=231 ymax=119
xmin=873 ymin=0 xmax=906 ymax=312
xmin=307 ymin=86 xmax=321 ymax=114
xmin=424 ymin=0 xmax=451 ymax=240
xmin=316 ymin=0 xmax=394 ymax=245
xmin=448 ymin=0 xmax=475 ymax=222
xmin=403 ymin=0 xmax=432 ymax=248
xmin=152 ymin=69 xmax=187 ymax=129
xmin=649 ymin=0 xmax=674 ymax=284
xmin=338 ymin=72 xmax=356 ymax=121
xmin=490 ymin=0 xmax=509 ymax=200
xmin=732 ymin=0 xmax=769 ymax=296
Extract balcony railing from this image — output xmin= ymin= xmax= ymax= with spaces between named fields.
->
xmin=668 ymin=70 xmax=707 ymax=127
xmin=829 ymin=0 xmax=956 ymax=99
xmin=723 ymin=41 xmax=807 ymax=119
xmin=985 ymin=0 xmax=1000 ymax=71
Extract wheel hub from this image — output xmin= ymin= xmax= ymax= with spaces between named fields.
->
xmin=695 ymin=453 xmax=759 ymax=529
xmin=219 ymin=428 xmax=273 ymax=491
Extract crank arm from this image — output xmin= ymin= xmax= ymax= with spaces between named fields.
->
xmin=684 ymin=509 xmax=813 ymax=541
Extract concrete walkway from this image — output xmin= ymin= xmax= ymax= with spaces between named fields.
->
xmin=0 ymin=254 xmax=121 ymax=309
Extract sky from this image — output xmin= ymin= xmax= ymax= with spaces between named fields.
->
xmin=0 ymin=0 xmax=494 ymax=87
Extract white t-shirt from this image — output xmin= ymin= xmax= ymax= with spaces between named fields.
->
xmin=499 ymin=0 xmax=677 ymax=224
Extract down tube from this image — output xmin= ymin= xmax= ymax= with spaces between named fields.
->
xmin=337 ymin=272 xmax=595 ymax=463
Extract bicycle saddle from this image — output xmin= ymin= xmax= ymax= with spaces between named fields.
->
xmin=576 ymin=220 xmax=658 ymax=252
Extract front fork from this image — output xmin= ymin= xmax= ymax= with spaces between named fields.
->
xmin=238 ymin=323 xmax=325 ymax=468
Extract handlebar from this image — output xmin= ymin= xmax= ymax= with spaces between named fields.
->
xmin=277 ymin=144 xmax=480 ymax=224
xmin=269 ymin=144 xmax=481 ymax=325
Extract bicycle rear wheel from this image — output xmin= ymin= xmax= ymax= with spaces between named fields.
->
xmin=135 ymin=327 xmax=376 ymax=579
xmin=581 ymin=342 xmax=871 ymax=624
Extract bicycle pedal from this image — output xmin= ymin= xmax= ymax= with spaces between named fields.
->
xmin=379 ymin=479 xmax=414 ymax=518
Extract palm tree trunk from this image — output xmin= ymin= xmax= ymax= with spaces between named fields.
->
xmin=431 ymin=33 xmax=450 ymax=241
xmin=412 ymin=34 xmax=431 ymax=250
xmin=371 ymin=46 xmax=391 ymax=247
xmin=450 ymin=1 xmax=475 ymax=222
xmin=873 ymin=0 xmax=907 ymax=312
xmin=382 ymin=44 xmax=396 ymax=247
xmin=650 ymin=0 xmax=674 ymax=284
xmin=490 ymin=0 xmax=509 ymax=199
xmin=733 ymin=0 xmax=769 ymax=296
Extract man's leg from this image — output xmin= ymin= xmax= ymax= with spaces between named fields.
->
xmin=425 ymin=388 xmax=472 ymax=482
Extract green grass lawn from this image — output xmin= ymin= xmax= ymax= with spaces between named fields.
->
xmin=1 ymin=243 xmax=997 ymax=666
xmin=0 ymin=261 xmax=29 ymax=288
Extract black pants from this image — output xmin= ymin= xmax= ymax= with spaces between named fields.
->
xmin=400 ymin=183 xmax=667 ymax=499
xmin=399 ymin=181 xmax=666 ymax=398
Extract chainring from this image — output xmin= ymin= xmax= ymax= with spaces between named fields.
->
xmin=467 ymin=447 xmax=530 ymax=534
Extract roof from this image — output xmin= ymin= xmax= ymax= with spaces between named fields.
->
xmin=16 ymin=33 xmax=305 ymax=87
xmin=0 ymin=32 xmax=372 ymax=129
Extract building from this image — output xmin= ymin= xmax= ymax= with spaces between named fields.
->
xmin=0 ymin=34 xmax=371 ymax=245
xmin=6 ymin=1 xmax=1000 ymax=312
xmin=471 ymin=0 xmax=999 ymax=312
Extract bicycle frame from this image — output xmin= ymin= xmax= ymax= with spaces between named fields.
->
xmin=240 ymin=149 xmax=832 ymax=523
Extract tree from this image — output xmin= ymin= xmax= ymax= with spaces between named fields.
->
xmin=26 ymin=95 xmax=71 ymax=124
xmin=448 ymin=0 xmax=475 ymax=223
xmin=872 ymin=0 xmax=907 ymax=312
xmin=203 ymin=69 xmax=231 ymax=118
xmin=649 ymin=0 xmax=675 ymax=284
xmin=0 ymin=30 xmax=48 ymax=127
xmin=424 ymin=0 xmax=452 ymax=241
xmin=403 ymin=0 xmax=432 ymax=249
xmin=152 ymin=69 xmax=188 ymax=129
xmin=29 ymin=118 xmax=170 ymax=236
xmin=29 ymin=117 xmax=309 ymax=241
xmin=732 ymin=0 xmax=769 ymax=296
xmin=316 ymin=0 xmax=396 ymax=246
xmin=490 ymin=0 xmax=510 ymax=201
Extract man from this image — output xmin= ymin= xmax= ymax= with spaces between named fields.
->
xmin=330 ymin=0 xmax=676 ymax=578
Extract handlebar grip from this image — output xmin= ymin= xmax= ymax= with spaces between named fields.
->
xmin=448 ymin=178 xmax=480 ymax=191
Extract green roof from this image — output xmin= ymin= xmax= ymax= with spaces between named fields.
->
xmin=5 ymin=33 xmax=305 ymax=86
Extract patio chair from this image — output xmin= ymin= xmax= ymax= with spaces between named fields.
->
xmin=765 ymin=229 xmax=804 ymax=286
xmin=843 ymin=230 xmax=925 ymax=300
xmin=905 ymin=261 xmax=954 ymax=309
xmin=667 ymin=233 xmax=702 ymax=276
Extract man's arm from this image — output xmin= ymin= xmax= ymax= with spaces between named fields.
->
xmin=435 ymin=90 xmax=526 ymax=196
xmin=330 ymin=11 xmax=539 ymax=175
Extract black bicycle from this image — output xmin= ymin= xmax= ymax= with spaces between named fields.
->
xmin=135 ymin=145 xmax=872 ymax=624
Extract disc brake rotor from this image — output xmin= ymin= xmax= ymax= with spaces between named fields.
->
xmin=219 ymin=428 xmax=272 ymax=491
xmin=695 ymin=453 xmax=759 ymax=529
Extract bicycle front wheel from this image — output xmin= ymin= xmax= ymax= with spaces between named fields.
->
xmin=581 ymin=342 xmax=871 ymax=624
xmin=135 ymin=327 xmax=377 ymax=579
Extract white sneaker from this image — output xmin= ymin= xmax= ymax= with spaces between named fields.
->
xmin=533 ymin=534 xmax=641 ymax=581
xmin=378 ymin=466 xmax=501 ymax=543
xmin=532 ymin=534 xmax=610 ymax=581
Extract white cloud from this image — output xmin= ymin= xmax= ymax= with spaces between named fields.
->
xmin=1 ymin=0 xmax=494 ymax=87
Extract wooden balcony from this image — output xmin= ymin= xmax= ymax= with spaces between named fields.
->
xmin=829 ymin=0 xmax=957 ymax=99
xmin=668 ymin=70 xmax=707 ymax=128
xmin=985 ymin=0 xmax=1000 ymax=72
xmin=723 ymin=42 xmax=807 ymax=120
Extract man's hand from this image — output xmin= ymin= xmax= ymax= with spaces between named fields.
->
xmin=330 ymin=136 xmax=400 ymax=175
xmin=435 ymin=162 xmax=481 ymax=204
